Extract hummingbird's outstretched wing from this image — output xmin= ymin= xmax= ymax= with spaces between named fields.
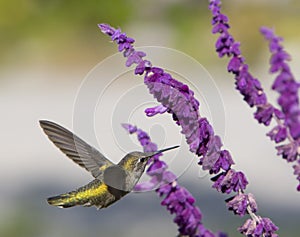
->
xmin=39 ymin=120 xmax=114 ymax=179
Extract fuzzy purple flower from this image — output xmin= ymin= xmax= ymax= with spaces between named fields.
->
xmin=260 ymin=26 xmax=300 ymax=188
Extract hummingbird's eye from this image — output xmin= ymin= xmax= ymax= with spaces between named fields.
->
xmin=139 ymin=157 xmax=146 ymax=163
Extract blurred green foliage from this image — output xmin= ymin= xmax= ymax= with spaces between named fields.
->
xmin=0 ymin=0 xmax=133 ymax=65
xmin=0 ymin=0 xmax=133 ymax=37
xmin=1 ymin=0 xmax=300 ymax=67
xmin=0 ymin=207 xmax=43 ymax=237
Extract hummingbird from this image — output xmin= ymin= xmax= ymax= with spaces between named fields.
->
xmin=40 ymin=120 xmax=179 ymax=209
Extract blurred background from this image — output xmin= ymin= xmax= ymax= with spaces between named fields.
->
xmin=1 ymin=0 xmax=300 ymax=236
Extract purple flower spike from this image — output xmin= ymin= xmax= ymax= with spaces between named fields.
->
xmin=123 ymin=124 xmax=225 ymax=236
xmin=261 ymin=26 xmax=300 ymax=140
xmin=260 ymin=26 xmax=300 ymax=188
xmin=100 ymin=22 xmax=277 ymax=236
xmin=209 ymin=0 xmax=300 ymax=191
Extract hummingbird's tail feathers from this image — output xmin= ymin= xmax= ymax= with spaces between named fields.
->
xmin=47 ymin=192 xmax=82 ymax=208
xmin=47 ymin=180 xmax=113 ymax=209
xmin=47 ymin=188 xmax=94 ymax=208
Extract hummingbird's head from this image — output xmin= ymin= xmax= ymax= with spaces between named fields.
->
xmin=116 ymin=145 xmax=179 ymax=192
xmin=118 ymin=145 xmax=180 ymax=175
xmin=119 ymin=151 xmax=152 ymax=174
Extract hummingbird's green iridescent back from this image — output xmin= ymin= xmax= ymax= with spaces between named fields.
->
xmin=40 ymin=120 xmax=179 ymax=209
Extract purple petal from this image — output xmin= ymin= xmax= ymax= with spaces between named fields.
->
xmin=135 ymin=60 xmax=152 ymax=75
xmin=266 ymin=125 xmax=287 ymax=143
xmin=98 ymin=23 xmax=115 ymax=36
xmin=145 ymin=104 xmax=168 ymax=117
xmin=226 ymin=193 xmax=248 ymax=216
xmin=122 ymin=123 xmax=137 ymax=134
xmin=276 ymin=141 xmax=299 ymax=162
xmin=254 ymin=104 xmax=274 ymax=126
xmin=134 ymin=176 xmax=160 ymax=191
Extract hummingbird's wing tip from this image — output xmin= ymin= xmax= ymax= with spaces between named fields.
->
xmin=39 ymin=119 xmax=114 ymax=179
xmin=39 ymin=120 xmax=54 ymax=128
xmin=39 ymin=120 xmax=45 ymax=126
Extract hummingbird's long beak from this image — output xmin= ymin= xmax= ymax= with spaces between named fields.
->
xmin=156 ymin=145 xmax=180 ymax=154
xmin=147 ymin=145 xmax=179 ymax=157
